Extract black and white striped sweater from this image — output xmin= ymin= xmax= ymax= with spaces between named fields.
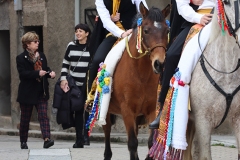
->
xmin=61 ymin=41 xmax=91 ymax=86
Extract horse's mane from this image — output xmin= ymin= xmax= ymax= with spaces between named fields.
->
xmin=131 ymin=7 xmax=164 ymax=30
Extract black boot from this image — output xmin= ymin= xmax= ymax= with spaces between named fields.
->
xmin=149 ymin=103 xmax=163 ymax=129
xmin=83 ymin=128 xmax=90 ymax=145
xmin=21 ymin=142 xmax=28 ymax=149
xmin=73 ymin=136 xmax=84 ymax=148
xmin=73 ymin=129 xmax=84 ymax=148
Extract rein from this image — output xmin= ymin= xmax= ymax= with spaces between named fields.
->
xmin=125 ymin=35 xmax=166 ymax=59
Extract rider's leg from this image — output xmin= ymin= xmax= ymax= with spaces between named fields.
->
xmin=149 ymin=25 xmax=193 ymax=129
xmin=88 ymin=36 xmax=117 ymax=92
xmin=171 ymin=22 xmax=212 ymax=148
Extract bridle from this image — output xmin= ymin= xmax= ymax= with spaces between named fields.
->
xmin=224 ymin=0 xmax=240 ymax=48
xmin=125 ymin=35 xmax=166 ymax=59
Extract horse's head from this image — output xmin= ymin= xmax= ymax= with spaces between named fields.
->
xmin=138 ymin=3 xmax=169 ymax=74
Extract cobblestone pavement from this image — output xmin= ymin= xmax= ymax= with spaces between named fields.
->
xmin=0 ymin=135 xmax=238 ymax=160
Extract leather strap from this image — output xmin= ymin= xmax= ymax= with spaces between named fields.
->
xmin=200 ymin=56 xmax=240 ymax=129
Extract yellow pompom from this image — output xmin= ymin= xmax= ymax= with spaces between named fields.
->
xmin=104 ymin=77 xmax=110 ymax=85
xmin=97 ymin=72 xmax=102 ymax=77
xmin=97 ymin=85 xmax=102 ymax=92
xmin=102 ymin=64 xmax=106 ymax=69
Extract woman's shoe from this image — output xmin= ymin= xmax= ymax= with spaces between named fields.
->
xmin=21 ymin=142 xmax=28 ymax=149
xmin=73 ymin=142 xmax=84 ymax=148
xmin=43 ymin=139 xmax=54 ymax=148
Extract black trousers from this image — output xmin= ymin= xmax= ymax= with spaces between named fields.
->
xmin=75 ymin=85 xmax=89 ymax=141
xmin=158 ymin=25 xmax=193 ymax=104
xmin=88 ymin=36 xmax=117 ymax=91
xmin=75 ymin=108 xmax=84 ymax=141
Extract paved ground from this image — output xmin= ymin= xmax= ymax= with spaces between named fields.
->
xmin=0 ymin=134 xmax=238 ymax=160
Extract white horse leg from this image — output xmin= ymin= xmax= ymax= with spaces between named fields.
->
xmin=231 ymin=109 xmax=240 ymax=160
xmin=194 ymin=116 xmax=212 ymax=160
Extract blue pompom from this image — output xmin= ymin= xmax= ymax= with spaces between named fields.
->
xmin=137 ymin=18 xmax=142 ymax=26
xmin=166 ymin=20 xmax=170 ymax=28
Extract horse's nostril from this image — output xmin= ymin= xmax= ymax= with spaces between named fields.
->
xmin=154 ymin=60 xmax=162 ymax=73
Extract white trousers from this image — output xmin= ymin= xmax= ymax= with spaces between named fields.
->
xmin=171 ymin=22 xmax=212 ymax=150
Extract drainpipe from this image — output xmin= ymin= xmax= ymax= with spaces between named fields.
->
xmin=14 ymin=0 xmax=24 ymax=53
xmin=75 ymin=0 xmax=80 ymax=26
xmin=75 ymin=0 xmax=80 ymax=39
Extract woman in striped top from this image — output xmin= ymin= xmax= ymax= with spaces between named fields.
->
xmin=60 ymin=23 xmax=91 ymax=148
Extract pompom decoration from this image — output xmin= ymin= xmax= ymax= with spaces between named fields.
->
xmin=166 ymin=19 xmax=170 ymax=28
xmin=217 ymin=0 xmax=230 ymax=35
xmin=136 ymin=18 xmax=143 ymax=53
xmin=85 ymin=63 xmax=111 ymax=135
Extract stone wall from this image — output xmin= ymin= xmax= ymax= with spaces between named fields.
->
xmin=0 ymin=1 xmax=9 ymax=30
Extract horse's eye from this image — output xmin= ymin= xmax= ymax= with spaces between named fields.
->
xmin=144 ymin=29 xmax=149 ymax=34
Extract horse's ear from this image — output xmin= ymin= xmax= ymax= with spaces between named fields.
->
xmin=139 ymin=2 xmax=149 ymax=18
xmin=161 ymin=4 xmax=171 ymax=18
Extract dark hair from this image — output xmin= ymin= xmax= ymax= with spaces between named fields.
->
xmin=75 ymin=23 xmax=92 ymax=45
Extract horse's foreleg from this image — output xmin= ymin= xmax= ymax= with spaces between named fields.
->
xmin=103 ymin=113 xmax=112 ymax=160
xmin=194 ymin=116 xmax=212 ymax=160
xmin=184 ymin=119 xmax=195 ymax=160
xmin=231 ymin=110 xmax=240 ymax=160
xmin=147 ymin=109 xmax=157 ymax=148
xmin=123 ymin=114 xmax=139 ymax=160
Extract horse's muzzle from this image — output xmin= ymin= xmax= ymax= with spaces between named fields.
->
xmin=153 ymin=60 xmax=164 ymax=74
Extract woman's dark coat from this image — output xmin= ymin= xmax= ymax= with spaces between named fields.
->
xmin=53 ymin=76 xmax=86 ymax=128
xmin=16 ymin=50 xmax=51 ymax=105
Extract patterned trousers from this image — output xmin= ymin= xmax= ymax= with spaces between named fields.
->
xmin=19 ymin=98 xmax=50 ymax=142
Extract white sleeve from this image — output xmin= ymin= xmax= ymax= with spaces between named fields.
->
xmin=176 ymin=0 xmax=202 ymax=24
xmin=132 ymin=0 xmax=149 ymax=12
xmin=95 ymin=0 xmax=124 ymax=38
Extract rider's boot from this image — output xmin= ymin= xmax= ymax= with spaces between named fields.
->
xmin=149 ymin=102 xmax=163 ymax=129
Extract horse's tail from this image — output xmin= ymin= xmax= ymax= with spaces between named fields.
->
xmin=184 ymin=119 xmax=195 ymax=160
xmin=110 ymin=114 xmax=116 ymax=125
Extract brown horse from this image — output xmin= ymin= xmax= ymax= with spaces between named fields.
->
xmin=102 ymin=3 xmax=169 ymax=160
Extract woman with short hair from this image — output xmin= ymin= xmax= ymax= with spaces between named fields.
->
xmin=16 ymin=31 xmax=56 ymax=149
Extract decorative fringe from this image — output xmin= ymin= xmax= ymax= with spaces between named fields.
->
xmin=136 ymin=18 xmax=142 ymax=53
xmin=85 ymin=92 xmax=100 ymax=136
xmin=149 ymin=87 xmax=174 ymax=159
xmin=85 ymin=63 xmax=111 ymax=135
xmin=149 ymin=71 xmax=186 ymax=160
xmin=217 ymin=0 xmax=229 ymax=35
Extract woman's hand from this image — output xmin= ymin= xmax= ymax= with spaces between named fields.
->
xmin=200 ymin=14 xmax=213 ymax=26
xmin=49 ymin=71 xmax=56 ymax=79
xmin=111 ymin=12 xmax=120 ymax=22
xmin=121 ymin=29 xmax=133 ymax=38
xmin=60 ymin=80 xmax=69 ymax=93
xmin=39 ymin=70 xmax=47 ymax=77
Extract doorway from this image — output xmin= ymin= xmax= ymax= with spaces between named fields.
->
xmin=0 ymin=30 xmax=11 ymax=116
